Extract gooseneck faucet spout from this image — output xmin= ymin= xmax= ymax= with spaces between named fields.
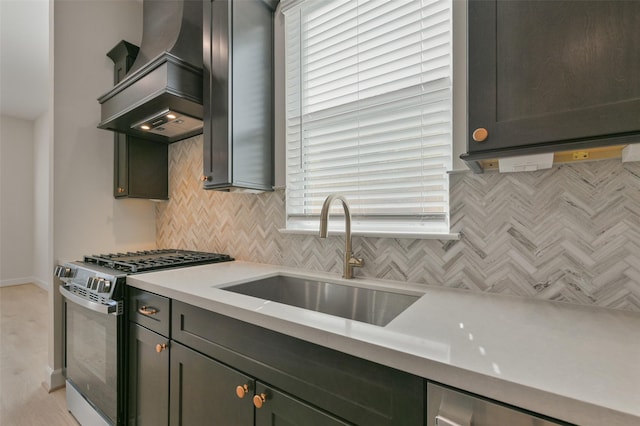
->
xmin=319 ymin=194 xmax=364 ymax=279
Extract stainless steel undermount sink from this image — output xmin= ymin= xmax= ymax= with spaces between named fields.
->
xmin=221 ymin=275 xmax=421 ymax=327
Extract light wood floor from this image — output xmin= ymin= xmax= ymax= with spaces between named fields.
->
xmin=0 ymin=284 xmax=78 ymax=425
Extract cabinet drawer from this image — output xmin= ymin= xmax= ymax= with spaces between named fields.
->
xmin=172 ymin=301 xmax=425 ymax=426
xmin=127 ymin=287 xmax=170 ymax=336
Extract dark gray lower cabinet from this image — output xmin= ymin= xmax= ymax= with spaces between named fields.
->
xmin=170 ymin=341 xmax=349 ymax=426
xmin=171 ymin=301 xmax=425 ymax=426
xmin=128 ymin=323 xmax=169 ymax=426
xmin=126 ymin=289 xmax=425 ymax=425
xmin=169 ymin=342 xmax=253 ymax=425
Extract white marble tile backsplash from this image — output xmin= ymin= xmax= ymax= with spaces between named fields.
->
xmin=157 ymin=136 xmax=640 ymax=312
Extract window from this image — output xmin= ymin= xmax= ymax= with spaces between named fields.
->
xmin=283 ymin=0 xmax=452 ymax=236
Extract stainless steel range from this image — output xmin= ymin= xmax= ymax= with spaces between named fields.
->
xmin=55 ymin=249 xmax=233 ymax=426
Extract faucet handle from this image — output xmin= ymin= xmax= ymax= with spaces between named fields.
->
xmin=348 ymin=256 xmax=364 ymax=268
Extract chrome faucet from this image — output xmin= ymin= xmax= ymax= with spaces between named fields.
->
xmin=319 ymin=194 xmax=364 ymax=279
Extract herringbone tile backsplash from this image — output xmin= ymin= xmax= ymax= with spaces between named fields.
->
xmin=157 ymin=136 xmax=640 ymax=312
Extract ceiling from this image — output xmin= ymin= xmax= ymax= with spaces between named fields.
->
xmin=0 ymin=0 xmax=49 ymax=121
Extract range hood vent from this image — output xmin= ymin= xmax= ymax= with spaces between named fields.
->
xmin=98 ymin=0 xmax=203 ymax=143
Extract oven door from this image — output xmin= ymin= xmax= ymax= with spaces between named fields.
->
xmin=62 ymin=286 xmax=123 ymax=426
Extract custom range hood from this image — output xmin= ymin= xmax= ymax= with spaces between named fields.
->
xmin=98 ymin=0 xmax=203 ymax=143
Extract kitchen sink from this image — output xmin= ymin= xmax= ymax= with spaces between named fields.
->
xmin=221 ymin=275 xmax=421 ymax=326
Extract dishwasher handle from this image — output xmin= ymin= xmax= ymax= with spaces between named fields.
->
xmin=59 ymin=285 xmax=122 ymax=315
xmin=435 ymin=415 xmax=466 ymax=426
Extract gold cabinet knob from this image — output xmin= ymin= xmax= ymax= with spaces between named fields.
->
xmin=117 ymin=187 xmax=125 ymax=193
xmin=155 ymin=343 xmax=168 ymax=353
xmin=472 ymin=127 xmax=489 ymax=142
xmin=253 ymin=393 xmax=267 ymax=409
xmin=200 ymin=175 xmax=210 ymax=182
xmin=236 ymin=384 xmax=250 ymax=399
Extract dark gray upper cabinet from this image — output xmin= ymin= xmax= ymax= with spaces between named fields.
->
xmin=107 ymin=41 xmax=168 ymax=200
xmin=202 ymin=0 xmax=275 ymax=191
xmin=463 ymin=0 xmax=640 ymax=166
xmin=114 ymin=135 xmax=168 ymax=199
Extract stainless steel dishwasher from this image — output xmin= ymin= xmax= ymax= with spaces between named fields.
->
xmin=427 ymin=382 xmax=568 ymax=426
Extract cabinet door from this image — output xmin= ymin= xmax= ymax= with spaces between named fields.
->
xmin=114 ymin=135 xmax=168 ymax=199
xmin=254 ymin=382 xmax=352 ymax=426
xmin=114 ymin=133 xmax=129 ymax=197
xmin=466 ymin=0 xmax=640 ymax=159
xmin=169 ymin=342 xmax=253 ymax=426
xmin=128 ymin=324 xmax=169 ymax=426
xmin=202 ymin=0 xmax=274 ymax=191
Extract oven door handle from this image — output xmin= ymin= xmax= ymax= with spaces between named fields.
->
xmin=59 ymin=285 xmax=122 ymax=315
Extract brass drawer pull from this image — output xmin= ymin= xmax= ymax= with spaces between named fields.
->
xmin=138 ymin=306 xmax=158 ymax=316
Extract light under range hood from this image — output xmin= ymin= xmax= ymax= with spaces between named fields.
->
xmin=98 ymin=0 xmax=203 ymax=143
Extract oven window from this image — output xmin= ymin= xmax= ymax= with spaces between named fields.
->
xmin=65 ymin=300 xmax=118 ymax=423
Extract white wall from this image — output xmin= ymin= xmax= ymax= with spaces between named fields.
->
xmin=0 ymin=115 xmax=35 ymax=285
xmin=47 ymin=0 xmax=152 ymax=390
xmin=33 ymin=112 xmax=52 ymax=289
xmin=53 ymin=0 xmax=154 ymax=263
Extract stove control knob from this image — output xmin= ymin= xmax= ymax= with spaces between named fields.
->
xmin=98 ymin=279 xmax=111 ymax=293
xmin=88 ymin=277 xmax=101 ymax=290
xmin=96 ymin=278 xmax=107 ymax=291
xmin=54 ymin=266 xmax=73 ymax=278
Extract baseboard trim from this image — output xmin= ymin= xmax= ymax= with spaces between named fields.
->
xmin=43 ymin=366 xmax=66 ymax=392
xmin=32 ymin=277 xmax=50 ymax=291
xmin=0 ymin=277 xmax=50 ymax=291
xmin=0 ymin=277 xmax=35 ymax=287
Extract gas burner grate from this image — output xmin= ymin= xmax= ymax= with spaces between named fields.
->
xmin=83 ymin=249 xmax=233 ymax=273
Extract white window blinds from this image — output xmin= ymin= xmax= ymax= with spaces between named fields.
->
xmin=284 ymin=0 xmax=452 ymax=235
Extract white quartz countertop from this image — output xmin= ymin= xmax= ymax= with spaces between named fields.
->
xmin=127 ymin=261 xmax=640 ymax=426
